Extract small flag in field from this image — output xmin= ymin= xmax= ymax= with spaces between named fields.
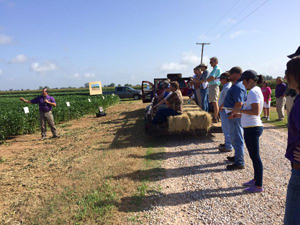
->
xmin=23 ymin=107 xmax=29 ymax=114
xmin=66 ymin=102 xmax=70 ymax=107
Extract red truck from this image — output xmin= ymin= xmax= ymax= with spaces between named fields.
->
xmin=141 ymin=73 xmax=191 ymax=103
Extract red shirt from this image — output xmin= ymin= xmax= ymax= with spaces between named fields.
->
xmin=261 ymin=87 xmax=271 ymax=102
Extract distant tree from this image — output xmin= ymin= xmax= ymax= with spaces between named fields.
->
xmin=39 ymin=86 xmax=43 ymax=90
xmin=124 ymin=83 xmax=132 ymax=87
xmin=117 ymin=84 xmax=121 ymax=87
xmin=84 ymin=82 xmax=89 ymax=88
xmin=262 ymin=75 xmax=273 ymax=81
xmin=108 ymin=83 xmax=115 ymax=87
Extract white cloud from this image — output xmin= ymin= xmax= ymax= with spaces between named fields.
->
xmin=198 ymin=33 xmax=221 ymax=42
xmin=0 ymin=34 xmax=12 ymax=44
xmin=31 ymin=62 xmax=58 ymax=73
xmin=222 ymin=18 xmax=236 ymax=25
xmin=160 ymin=62 xmax=187 ymax=72
xmin=243 ymin=58 xmax=286 ymax=78
xmin=160 ymin=52 xmax=208 ymax=72
xmin=181 ymin=52 xmax=201 ymax=65
xmin=9 ymin=54 xmax=28 ymax=63
xmin=70 ymin=73 xmax=81 ymax=80
xmin=229 ymin=30 xmax=247 ymax=39
xmin=83 ymin=73 xmax=95 ymax=78
xmin=0 ymin=69 xmax=2 ymax=75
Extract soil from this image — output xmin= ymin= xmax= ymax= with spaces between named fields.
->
xmin=0 ymin=101 xmax=290 ymax=224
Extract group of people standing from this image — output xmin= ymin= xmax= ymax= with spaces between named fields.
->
xmin=190 ymin=48 xmax=300 ymax=224
xmin=190 ymin=57 xmax=222 ymax=123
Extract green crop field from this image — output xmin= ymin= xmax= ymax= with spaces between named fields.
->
xmin=0 ymin=93 xmax=119 ymax=142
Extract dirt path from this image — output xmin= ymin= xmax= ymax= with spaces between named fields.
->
xmin=0 ymin=102 xmax=153 ymax=224
xmin=144 ymin=123 xmax=289 ymax=224
xmin=0 ymin=101 xmax=290 ymax=224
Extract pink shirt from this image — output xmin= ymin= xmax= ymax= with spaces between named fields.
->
xmin=261 ymin=86 xmax=272 ymax=102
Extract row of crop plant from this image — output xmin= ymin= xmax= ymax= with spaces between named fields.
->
xmin=0 ymin=94 xmax=119 ymax=142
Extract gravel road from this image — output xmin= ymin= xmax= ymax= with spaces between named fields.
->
xmin=144 ymin=123 xmax=289 ymax=225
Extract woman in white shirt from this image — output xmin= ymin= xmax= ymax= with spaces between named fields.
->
xmin=232 ymin=70 xmax=264 ymax=193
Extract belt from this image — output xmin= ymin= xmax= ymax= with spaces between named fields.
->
xmin=292 ymin=163 xmax=300 ymax=170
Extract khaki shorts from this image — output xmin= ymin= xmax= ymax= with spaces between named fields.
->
xmin=208 ymin=85 xmax=219 ymax=103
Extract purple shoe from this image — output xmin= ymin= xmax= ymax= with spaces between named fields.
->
xmin=244 ymin=186 xmax=264 ymax=193
xmin=242 ymin=179 xmax=256 ymax=187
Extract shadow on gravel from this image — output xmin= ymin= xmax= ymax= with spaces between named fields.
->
xmin=95 ymin=108 xmax=216 ymax=150
xmin=117 ymin=186 xmax=247 ymax=212
xmin=128 ymin=147 xmax=219 ymax=160
xmin=108 ymin=162 xmax=227 ymax=182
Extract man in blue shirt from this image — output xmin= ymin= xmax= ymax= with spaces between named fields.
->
xmin=207 ymin=57 xmax=221 ymax=123
xmin=222 ymin=66 xmax=247 ymax=170
xmin=218 ymin=72 xmax=232 ymax=152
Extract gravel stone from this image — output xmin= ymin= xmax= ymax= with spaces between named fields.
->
xmin=143 ymin=123 xmax=288 ymax=224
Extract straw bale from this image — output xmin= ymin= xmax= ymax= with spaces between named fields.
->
xmin=168 ymin=114 xmax=191 ymax=132
xmin=187 ymin=111 xmax=212 ymax=131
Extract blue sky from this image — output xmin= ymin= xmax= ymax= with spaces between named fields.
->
xmin=0 ymin=0 xmax=299 ymax=90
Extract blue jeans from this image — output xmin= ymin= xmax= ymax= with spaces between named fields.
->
xmin=284 ymin=169 xmax=300 ymax=225
xmin=192 ymin=89 xmax=199 ymax=106
xmin=152 ymin=108 xmax=179 ymax=125
xmin=227 ymin=116 xmax=244 ymax=166
xmin=220 ymin=110 xmax=232 ymax=150
xmin=200 ymin=88 xmax=209 ymax=112
xmin=244 ymin=126 xmax=263 ymax=186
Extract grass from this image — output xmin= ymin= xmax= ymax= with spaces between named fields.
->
xmin=0 ymin=157 xmax=6 ymax=163
xmin=262 ymin=106 xmax=288 ymax=128
xmin=12 ymin=103 xmax=166 ymax=224
xmin=74 ymin=182 xmax=118 ymax=224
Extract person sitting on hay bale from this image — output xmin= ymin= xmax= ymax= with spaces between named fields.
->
xmin=154 ymin=82 xmax=172 ymax=111
xmin=151 ymin=81 xmax=183 ymax=126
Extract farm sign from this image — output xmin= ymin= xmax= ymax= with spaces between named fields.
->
xmin=89 ymin=81 xmax=103 ymax=95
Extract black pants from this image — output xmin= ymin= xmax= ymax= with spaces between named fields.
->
xmin=244 ymin=126 xmax=263 ymax=186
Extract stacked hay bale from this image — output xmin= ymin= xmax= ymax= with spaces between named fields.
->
xmin=168 ymin=114 xmax=191 ymax=132
xmin=167 ymin=99 xmax=212 ymax=132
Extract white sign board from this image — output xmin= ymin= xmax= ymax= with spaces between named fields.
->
xmin=88 ymin=98 xmax=91 ymax=102
xmin=98 ymin=106 xmax=104 ymax=112
xmin=66 ymin=102 xmax=70 ymax=107
xmin=23 ymin=107 xmax=29 ymax=114
xmin=102 ymin=96 xmax=104 ymax=99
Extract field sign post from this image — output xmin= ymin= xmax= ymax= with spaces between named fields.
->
xmin=66 ymin=102 xmax=71 ymax=120
xmin=89 ymin=81 xmax=102 ymax=96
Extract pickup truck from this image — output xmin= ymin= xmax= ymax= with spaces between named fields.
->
xmin=114 ymin=86 xmax=142 ymax=100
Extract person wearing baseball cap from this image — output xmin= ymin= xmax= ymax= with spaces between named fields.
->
xmin=287 ymin=46 xmax=300 ymax=59
xmin=231 ymin=70 xmax=264 ymax=192
xmin=222 ymin=66 xmax=247 ymax=170
xmin=218 ymin=72 xmax=233 ymax=153
xmin=283 ymin=56 xmax=300 ymax=225
xmin=285 ymin=47 xmax=299 ymax=122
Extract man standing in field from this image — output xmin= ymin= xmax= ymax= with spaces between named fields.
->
xmin=20 ymin=88 xmax=59 ymax=140
xmin=275 ymin=77 xmax=287 ymax=121
xmin=206 ymin=57 xmax=221 ymax=123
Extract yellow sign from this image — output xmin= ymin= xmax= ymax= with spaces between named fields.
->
xmin=89 ymin=81 xmax=103 ymax=95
